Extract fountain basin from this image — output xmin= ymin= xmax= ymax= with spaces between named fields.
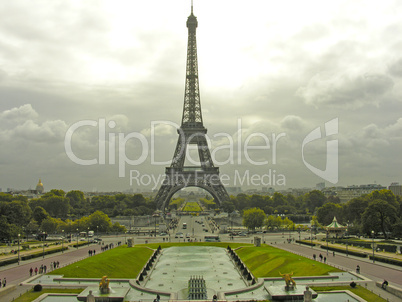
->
xmin=77 ymin=287 xmax=129 ymax=302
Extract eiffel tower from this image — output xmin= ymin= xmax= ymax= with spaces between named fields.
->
xmin=154 ymin=3 xmax=230 ymax=211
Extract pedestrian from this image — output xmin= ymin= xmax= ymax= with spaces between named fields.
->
xmin=333 ymin=251 xmax=335 ymax=257
xmin=356 ymin=265 xmax=360 ymax=274
xmin=319 ymin=254 xmax=323 ymax=261
xmin=35 ymin=267 xmax=38 ymax=275
xmin=381 ymin=280 xmax=388 ymax=289
xmin=30 ymin=267 xmax=33 ymax=276
xmin=93 ymin=250 xmax=96 ymax=255
xmin=2 ymin=277 xmax=6 ymax=287
xmin=44 ymin=265 xmax=47 ymax=273
xmin=324 ymin=256 xmax=326 ymax=263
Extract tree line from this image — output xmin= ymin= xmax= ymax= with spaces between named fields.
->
xmin=0 ymin=190 xmax=156 ymax=241
xmin=230 ymin=189 xmax=401 ymax=238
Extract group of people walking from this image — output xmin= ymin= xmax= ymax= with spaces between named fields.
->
xmin=29 ymin=261 xmax=60 ymax=276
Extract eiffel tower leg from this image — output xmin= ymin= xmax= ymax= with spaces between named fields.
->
xmin=154 ymin=183 xmax=173 ymax=210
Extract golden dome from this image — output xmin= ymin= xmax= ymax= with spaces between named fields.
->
xmin=36 ymin=179 xmax=44 ymax=193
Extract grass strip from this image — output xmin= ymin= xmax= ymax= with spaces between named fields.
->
xmin=13 ymin=288 xmax=82 ymax=302
xmin=312 ymin=285 xmax=387 ymax=302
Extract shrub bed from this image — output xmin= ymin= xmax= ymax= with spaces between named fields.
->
xmin=296 ymin=240 xmax=316 ymax=247
xmin=319 ymin=245 xmax=368 ymax=258
xmin=369 ymin=255 xmax=402 ymax=267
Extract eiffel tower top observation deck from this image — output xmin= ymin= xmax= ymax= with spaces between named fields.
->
xmin=154 ymin=3 xmax=230 ymax=211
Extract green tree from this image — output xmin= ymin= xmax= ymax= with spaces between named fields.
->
xmin=0 ymin=200 xmax=32 ymax=226
xmin=343 ymin=197 xmax=368 ymax=225
xmin=242 ymin=208 xmax=266 ymax=231
xmin=87 ymin=211 xmax=112 ymax=232
xmin=111 ymin=222 xmax=126 ymax=233
xmin=43 ymin=196 xmax=70 ymax=218
xmin=316 ymin=203 xmax=343 ymax=226
xmin=273 ymin=192 xmax=287 ymax=207
xmin=41 ymin=217 xmax=59 ymax=234
xmin=304 ymin=190 xmax=326 ymax=213
xmin=42 ymin=189 xmax=66 ymax=198
xmin=33 ymin=206 xmax=50 ymax=225
xmin=362 ymin=199 xmax=398 ymax=238
xmin=265 ymin=215 xmax=281 ymax=230
xmin=221 ymin=200 xmax=235 ymax=213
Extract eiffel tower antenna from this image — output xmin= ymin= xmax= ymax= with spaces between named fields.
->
xmin=154 ymin=4 xmax=230 ymax=211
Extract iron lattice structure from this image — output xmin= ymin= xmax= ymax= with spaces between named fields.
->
xmin=154 ymin=5 xmax=230 ymax=211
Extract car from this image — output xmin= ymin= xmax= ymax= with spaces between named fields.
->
xmin=180 ymin=234 xmax=184 ymax=238
xmin=93 ymin=238 xmax=102 ymax=242
xmin=175 ymin=232 xmax=183 ymax=238
xmin=186 ymin=233 xmax=191 ymax=238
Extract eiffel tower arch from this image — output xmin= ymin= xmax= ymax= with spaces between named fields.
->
xmin=154 ymin=4 xmax=230 ymax=211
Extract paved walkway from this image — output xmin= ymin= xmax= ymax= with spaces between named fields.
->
xmin=0 ymin=243 xmax=104 ymax=301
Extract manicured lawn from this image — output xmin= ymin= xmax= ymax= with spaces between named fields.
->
xmin=312 ymin=285 xmax=387 ymax=302
xmin=14 ymin=288 xmax=82 ymax=302
xmin=49 ymin=246 xmax=153 ymax=278
xmin=182 ymin=201 xmax=203 ymax=211
xmin=47 ymin=242 xmax=340 ymax=280
xmin=236 ymin=245 xmax=342 ymax=277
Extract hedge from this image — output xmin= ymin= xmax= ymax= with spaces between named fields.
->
xmin=369 ymin=255 xmax=402 ymax=267
xmin=71 ymin=241 xmax=90 ymax=248
xmin=20 ymin=246 xmax=69 ymax=260
xmin=296 ymin=240 xmax=316 ymax=247
xmin=0 ymin=257 xmax=18 ymax=266
xmin=319 ymin=245 xmax=368 ymax=258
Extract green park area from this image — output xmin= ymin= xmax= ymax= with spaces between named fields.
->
xmin=182 ymin=201 xmax=203 ymax=212
xmin=16 ymin=242 xmax=383 ymax=302
xmin=47 ymin=242 xmax=338 ymax=279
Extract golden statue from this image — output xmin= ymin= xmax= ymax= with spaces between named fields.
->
xmin=279 ymin=272 xmax=296 ymax=288
xmin=99 ymin=275 xmax=110 ymax=293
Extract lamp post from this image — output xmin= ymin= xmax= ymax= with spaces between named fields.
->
xmin=76 ymin=228 xmax=79 ymax=249
xmin=87 ymin=227 xmax=89 ymax=246
xmin=42 ymin=232 xmax=45 ymax=259
xmin=298 ymin=227 xmax=301 ymax=244
xmin=17 ymin=233 xmax=20 ymax=265
xmin=310 ymin=220 xmax=313 ymax=247
xmin=346 ymin=243 xmax=348 ymax=257
xmin=326 ymin=230 xmax=329 ymax=255
xmin=97 ymin=226 xmax=99 ymax=239
xmin=372 ymin=230 xmax=375 ymax=263
xmin=62 ymin=230 xmax=64 ymax=253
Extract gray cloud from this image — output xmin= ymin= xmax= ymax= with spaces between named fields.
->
xmin=0 ymin=0 xmax=401 ymax=191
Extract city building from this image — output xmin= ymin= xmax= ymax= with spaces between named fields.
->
xmin=388 ymin=182 xmax=402 ymax=196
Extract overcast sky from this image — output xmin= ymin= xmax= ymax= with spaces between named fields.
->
xmin=1 ymin=0 xmax=401 ymax=193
